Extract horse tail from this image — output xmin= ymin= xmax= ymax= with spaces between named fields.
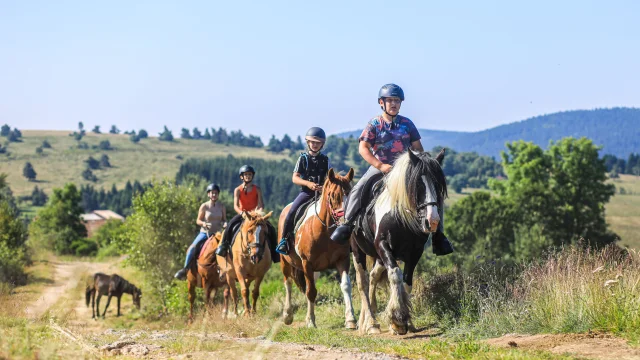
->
xmin=292 ymin=267 xmax=306 ymax=293
xmin=85 ymin=285 xmax=94 ymax=307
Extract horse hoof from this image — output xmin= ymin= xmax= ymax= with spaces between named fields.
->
xmin=366 ymin=324 xmax=381 ymax=335
xmin=345 ymin=320 xmax=357 ymax=330
xmin=283 ymin=314 xmax=294 ymax=325
xmin=306 ymin=321 xmax=317 ymax=328
xmin=390 ymin=323 xmax=408 ymax=335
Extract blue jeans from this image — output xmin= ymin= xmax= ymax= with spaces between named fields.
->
xmin=184 ymin=232 xmax=209 ymax=268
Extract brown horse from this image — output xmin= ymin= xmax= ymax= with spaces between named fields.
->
xmin=86 ymin=273 xmax=141 ymax=319
xmin=186 ymin=232 xmax=228 ymax=322
xmin=217 ymin=210 xmax=273 ymax=317
xmin=279 ymin=168 xmax=355 ymax=328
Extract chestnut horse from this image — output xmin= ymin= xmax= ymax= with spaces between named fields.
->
xmin=217 ymin=210 xmax=273 ymax=317
xmin=186 ymin=231 xmax=228 ymax=322
xmin=279 ymin=168 xmax=355 ymax=328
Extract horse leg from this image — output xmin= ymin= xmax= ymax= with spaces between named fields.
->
xmin=369 ymin=258 xmax=386 ymax=315
xmin=402 ymin=249 xmax=423 ymax=333
xmin=202 ymin=276 xmax=213 ymax=314
xmin=238 ymin=276 xmax=252 ymax=317
xmin=251 ymin=276 xmax=263 ymax=315
xmin=91 ymin=290 xmax=96 ymax=319
xmin=222 ymin=286 xmax=230 ymax=318
xmin=302 ymin=260 xmax=317 ymax=328
xmin=188 ymin=279 xmax=196 ymax=323
xmin=226 ymin=276 xmax=239 ymax=317
xmin=117 ymin=295 xmax=121 ymax=317
xmin=102 ymin=294 xmax=112 ymax=318
xmin=337 ymin=258 xmax=356 ymax=330
xmin=280 ymin=259 xmax=294 ymax=325
xmin=96 ymin=294 xmax=102 ymax=319
xmin=377 ymin=232 xmax=411 ymax=335
xmin=352 ymin=247 xmax=380 ymax=335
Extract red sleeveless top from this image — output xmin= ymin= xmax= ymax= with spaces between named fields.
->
xmin=238 ymin=184 xmax=259 ymax=211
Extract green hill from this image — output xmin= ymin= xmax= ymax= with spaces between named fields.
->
xmin=0 ymin=130 xmax=288 ymax=197
xmin=339 ymin=108 xmax=640 ymax=158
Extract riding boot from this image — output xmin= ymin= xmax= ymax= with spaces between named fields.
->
xmin=432 ymin=230 xmax=454 ymax=256
xmin=174 ymin=268 xmax=188 ymax=280
xmin=276 ymin=234 xmax=290 ymax=255
xmin=215 ymin=240 xmax=230 ymax=257
xmin=330 ymin=221 xmax=354 ymax=245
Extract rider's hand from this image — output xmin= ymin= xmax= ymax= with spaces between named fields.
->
xmin=222 ymin=222 xmax=228 ymax=229
xmin=307 ymin=182 xmax=321 ymax=191
xmin=379 ymin=164 xmax=393 ymax=174
xmin=203 ymin=222 xmax=212 ymax=230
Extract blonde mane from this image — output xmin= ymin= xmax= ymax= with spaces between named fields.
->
xmin=375 ymin=152 xmax=421 ymax=233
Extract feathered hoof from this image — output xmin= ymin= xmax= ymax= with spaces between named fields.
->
xmin=345 ymin=320 xmax=357 ymax=330
xmin=390 ymin=322 xmax=408 ymax=335
xmin=366 ymin=324 xmax=381 ymax=335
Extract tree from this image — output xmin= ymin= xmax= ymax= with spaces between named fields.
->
xmin=31 ymin=186 xmax=48 ymax=206
xmin=41 ymin=140 xmax=52 ymax=149
xmin=23 ymin=162 xmax=36 ymax=181
xmin=192 ymin=127 xmax=202 ymax=140
xmin=100 ymin=154 xmax=111 ymax=168
xmin=203 ymin=128 xmax=211 ymax=140
xmin=35 ymin=146 xmax=43 ymax=155
xmin=8 ymin=129 xmax=21 ymax=142
xmin=138 ymin=129 xmax=148 ymax=139
xmin=82 ymin=168 xmax=98 ymax=182
xmin=0 ymin=179 xmax=28 ymax=285
xmin=118 ymin=181 xmax=199 ymax=306
xmin=92 ymin=125 xmax=101 ymax=134
xmin=180 ymin=128 xmax=192 ymax=139
xmin=28 ymin=183 xmax=87 ymax=254
xmin=281 ymin=134 xmax=293 ymax=150
xmin=78 ymin=122 xmax=85 ymax=135
xmin=159 ymin=126 xmax=174 ymax=142
xmin=130 ymin=134 xmax=140 ymax=143
xmin=267 ymin=135 xmax=283 ymax=152
xmin=98 ymin=140 xmax=112 ymax=150
xmin=85 ymin=156 xmax=100 ymax=170
xmin=109 ymin=125 xmax=120 ymax=134
xmin=0 ymin=124 xmax=10 ymax=137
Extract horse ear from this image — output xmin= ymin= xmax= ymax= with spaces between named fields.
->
xmin=262 ymin=211 xmax=273 ymax=221
xmin=328 ymin=168 xmax=336 ymax=181
xmin=436 ymin=148 xmax=446 ymax=165
xmin=346 ymin=168 xmax=354 ymax=181
xmin=408 ymin=150 xmax=420 ymax=165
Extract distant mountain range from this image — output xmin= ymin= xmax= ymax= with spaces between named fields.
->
xmin=336 ymin=107 xmax=640 ymax=158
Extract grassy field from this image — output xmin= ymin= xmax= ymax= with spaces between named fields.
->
xmin=0 ymin=130 xmax=289 ymax=197
xmin=607 ymin=174 xmax=640 ymax=249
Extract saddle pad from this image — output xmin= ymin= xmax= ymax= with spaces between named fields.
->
xmin=293 ymin=199 xmax=319 ymax=234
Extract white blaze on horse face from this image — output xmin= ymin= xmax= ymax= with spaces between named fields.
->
xmin=421 ymin=175 xmax=439 ymax=232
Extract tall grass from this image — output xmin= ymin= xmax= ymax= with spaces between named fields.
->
xmin=414 ymin=244 xmax=640 ymax=339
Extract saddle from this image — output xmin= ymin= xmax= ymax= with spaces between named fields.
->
xmin=292 ymin=197 xmax=315 ymax=235
xmin=224 ymin=218 xmax=280 ymax=263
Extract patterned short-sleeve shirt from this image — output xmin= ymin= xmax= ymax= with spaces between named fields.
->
xmin=359 ymin=115 xmax=421 ymax=164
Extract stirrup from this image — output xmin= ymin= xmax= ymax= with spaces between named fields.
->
xmin=275 ymin=239 xmax=289 ymax=255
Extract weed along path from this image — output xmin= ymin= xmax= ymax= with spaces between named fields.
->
xmin=19 ymin=257 xmax=640 ymax=359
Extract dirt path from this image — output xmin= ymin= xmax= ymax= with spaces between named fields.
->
xmin=24 ymin=259 xmax=640 ymax=359
xmin=486 ymin=333 xmax=640 ymax=360
xmin=24 ymin=260 xmax=115 ymax=319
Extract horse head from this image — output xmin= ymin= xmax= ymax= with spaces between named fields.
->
xmin=323 ymin=168 xmax=354 ymax=223
xmin=133 ymin=287 xmax=142 ymax=309
xmin=242 ymin=210 xmax=273 ymax=264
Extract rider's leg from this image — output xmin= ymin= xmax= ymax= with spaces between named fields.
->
xmin=174 ymin=232 xmax=209 ymax=280
xmin=215 ymin=214 xmax=243 ymax=256
xmin=277 ymin=191 xmax=313 ymax=255
xmin=331 ymin=166 xmax=382 ymax=243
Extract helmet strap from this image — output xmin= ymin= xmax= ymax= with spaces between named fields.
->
xmin=380 ymin=99 xmax=397 ymax=124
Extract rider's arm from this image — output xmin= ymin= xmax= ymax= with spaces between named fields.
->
xmin=233 ymin=187 xmax=242 ymax=215
xmin=410 ymin=140 xmax=424 ymax=152
xmin=196 ymin=204 xmax=206 ymax=227
xmin=255 ymin=186 xmax=264 ymax=211
xmin=221 ymin=204 xmax=227 ymax=222
xmin=292 ymin=173 xmax=312 ymax=187
xmin=359 ymin=140 xmax=384 ymax=170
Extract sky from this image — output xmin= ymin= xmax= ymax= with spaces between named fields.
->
xmin=1 ymin=0 xmax=639 ymax=141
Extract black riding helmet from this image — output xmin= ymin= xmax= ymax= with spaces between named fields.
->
xmin=238 ymin=165 xmax=255 ymax=177
xmin=305 ymin=127 xmax=326 ymax=152
xmin=378 ymin=84 xmax=405 ymax=117
xmin=206 ymin=183 xmax=220 ymax=193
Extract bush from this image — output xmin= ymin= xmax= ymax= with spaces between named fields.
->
xmin=77 ymin=142 xmax=89 ymax=149
xmin=0 ymin=242 xmax=27 ymax=286
xmin=35 ymin=146 xmax=43 ymax=155
xmin=98 ymin=140 xmax=112 ymax=150
xmin=92 ymin=125 xmax=101 ymax=134
xmin=130 ymin=134 xmax=140 ymax=143
xmin=85 ymin=156 xmax=100 ymax=170
xmin=100 ymin=154 xmax=111 ymax=168
xmin=138 ymin=129 xmax=148 ymax=139
xmin=70 ymin=238 xmax=98 ymax=256
xmin=41 ymin=140 xmax=52 ymax=149
xmin=82 ymin=168 xmax=97 ymax=182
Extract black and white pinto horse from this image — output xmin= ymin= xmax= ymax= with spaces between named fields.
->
xmin=350 ymin=149 xmax=447 ymax=335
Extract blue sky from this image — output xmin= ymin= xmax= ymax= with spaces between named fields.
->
xmin=1 ymin=0 xmax=638 ymax=141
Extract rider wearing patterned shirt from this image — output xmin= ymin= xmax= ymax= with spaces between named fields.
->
xmin=331 ymin=83 xmax=424 ymax=244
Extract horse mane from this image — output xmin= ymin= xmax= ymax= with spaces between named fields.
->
xmin=375 ymin=151 xmax=447 ymax=233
